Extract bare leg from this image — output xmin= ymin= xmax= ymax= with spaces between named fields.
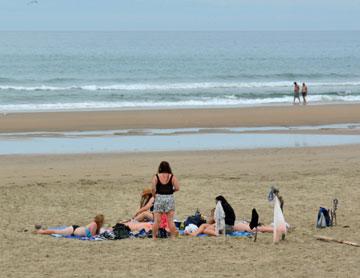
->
xmin=186 ymin=223 xmax=209 ymax=236
xmin=258 ymin=225 xmax=274 ymax=233
xmin=187 ymin=223 xmax=217 ymax=237
xmin=166 ymin=210 xmax=178 ymax=239
xmin=152 ymin=212 xmax=161 ymax=240
xmin=35 ymin=226 xmax=74 ymax=235
xmin=234 ymin=223 xmax=274 ymax=233
xmin=134 ymin=211 xmax=153 ymax=222
xmin=125 ymin=221 xmax=153 ymax=232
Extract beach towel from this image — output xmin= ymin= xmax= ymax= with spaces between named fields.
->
xmin=178 ymin=229 xmax=252 ymax=238
xmin=273 ymin=196 xmax=287 ymax=243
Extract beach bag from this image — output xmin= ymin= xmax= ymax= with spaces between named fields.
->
xmin=112 ymin=223 xmax=131 ymax=239
xmin=316 ymin=207 xmax=331 ymax=228
xmin=184 ymin=210 xmax=206 ymax=227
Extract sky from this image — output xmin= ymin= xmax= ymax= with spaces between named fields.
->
xmin=0 ymin=0 xmax=359 ymax=31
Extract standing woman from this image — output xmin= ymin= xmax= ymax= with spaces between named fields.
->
xmin=152 ymin=161 xmax=180 ymax=239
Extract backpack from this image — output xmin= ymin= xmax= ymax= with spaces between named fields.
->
xmin=184 ymin=210 xmax=207 ymax=227
xmin=316 ymin=207 xmax=331 ymax=228
xmin=112 ymin=223 xmax=131 ymax=239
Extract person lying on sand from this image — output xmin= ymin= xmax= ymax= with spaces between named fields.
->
xmin=185 ymin=195 xmax=235 ymax=236
xmin=117 ymin=214 xmax=170 ymax=233
xmin=33 ymin=214 xmax=104 ymax=238
xmin=133 ymin=188 xmax=154 ymax=222
xmin=186 ymin=221 xmax=277 ymax=236
xmin=185 ymin=197 xmax=282 ymax=236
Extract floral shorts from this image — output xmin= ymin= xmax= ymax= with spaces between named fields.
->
xmin=153 ymin=194 xmax=175 ymax=213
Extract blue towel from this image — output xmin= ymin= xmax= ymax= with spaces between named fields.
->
xmin=47 ymin=226 xmax=252 ymax=240
xmin=179 ymin=230 xmax=252 ymax=237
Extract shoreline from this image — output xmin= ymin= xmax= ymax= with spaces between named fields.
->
xmin=1 ymin=103 xmax=360 ymax=133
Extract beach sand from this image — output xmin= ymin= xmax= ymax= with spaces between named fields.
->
xmin=1 ymin=103 xmax=360 ymax=133
xmin=1 ymin=145 xmax=360 ymax=277
xmin=1 ymin=104 xmax=360 ymax=277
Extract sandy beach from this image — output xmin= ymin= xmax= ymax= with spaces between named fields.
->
xmin=1 ymin=147 xmax=360 ymax=277
xmin=1 ymin=105 xmax=360 ymax=277
xmin=1 ymin=104 xmax=360 ymax=133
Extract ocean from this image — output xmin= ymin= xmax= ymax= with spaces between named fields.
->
xmin=1 ymin=31 xmax=360 ymax=112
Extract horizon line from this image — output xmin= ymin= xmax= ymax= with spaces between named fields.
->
xmin=0 ymin=29 xmax=359 ymax=32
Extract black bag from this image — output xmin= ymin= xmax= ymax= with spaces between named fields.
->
xmin=158 ymin=228 xmax=169 ymax=238
xmin=184 ymin=210 xmax=206 ymax=227
xmin=112 ymin=223 xmax=131 ymax=239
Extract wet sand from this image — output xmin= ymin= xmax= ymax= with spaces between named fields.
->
xmin=1 ymin=146 xmax=360 ymax=277
xmin=1 ymin=103 xmax=360 ymax=133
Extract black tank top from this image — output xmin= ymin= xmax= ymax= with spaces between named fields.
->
xmin=156 ymin=174 xmax=174 ymax=195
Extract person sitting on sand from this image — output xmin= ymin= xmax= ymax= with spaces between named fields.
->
xmin=133 ymin=188 xmax=155 ymax=222
xmin=34 ymin=214 xmax=104 ymax=238
xmin=186 ymin=195 xmax=235 ymax=236
xmin=152 ymin=161 xmax=180 ymax=239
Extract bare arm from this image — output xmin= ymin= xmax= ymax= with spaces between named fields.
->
xmin=134 ymin=197 xmax=154 ymax=216
xmin=87 ymin=221 xmax=98 ymax=235
xmin=151 ymin=175 xmax=157 ymax=197
xmin=172 ymin=176 xmax=180 ymax=192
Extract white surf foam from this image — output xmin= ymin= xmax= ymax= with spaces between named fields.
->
xmin=2 ymin=81 xmax=360 ymax=92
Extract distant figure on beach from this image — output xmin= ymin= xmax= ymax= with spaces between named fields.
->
xmin=301 ymin=83 xmax=308 ymax=104
xmin=152 ymin=161 xmax=179 ymax=239
xmin=293 ymin=82 xmax=300 ymax=104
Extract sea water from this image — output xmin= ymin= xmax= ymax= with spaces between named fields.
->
xmin=1 ymin=132 xmax=360 ymax=155
xmin=1 ymin=31 xmax=360 ymax=112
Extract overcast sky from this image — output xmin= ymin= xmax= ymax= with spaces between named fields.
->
xmin=0 ymin=0 xmax=359 ymax=31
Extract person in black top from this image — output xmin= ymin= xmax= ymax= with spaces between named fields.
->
xmin=151 ymin=161 xmax=180 ymax=239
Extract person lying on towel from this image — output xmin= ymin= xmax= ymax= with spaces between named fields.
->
xmin=185 ymin=195 xmax=235 ymax=236
xmin=33 ymin=214 xmax=104 ymax=238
